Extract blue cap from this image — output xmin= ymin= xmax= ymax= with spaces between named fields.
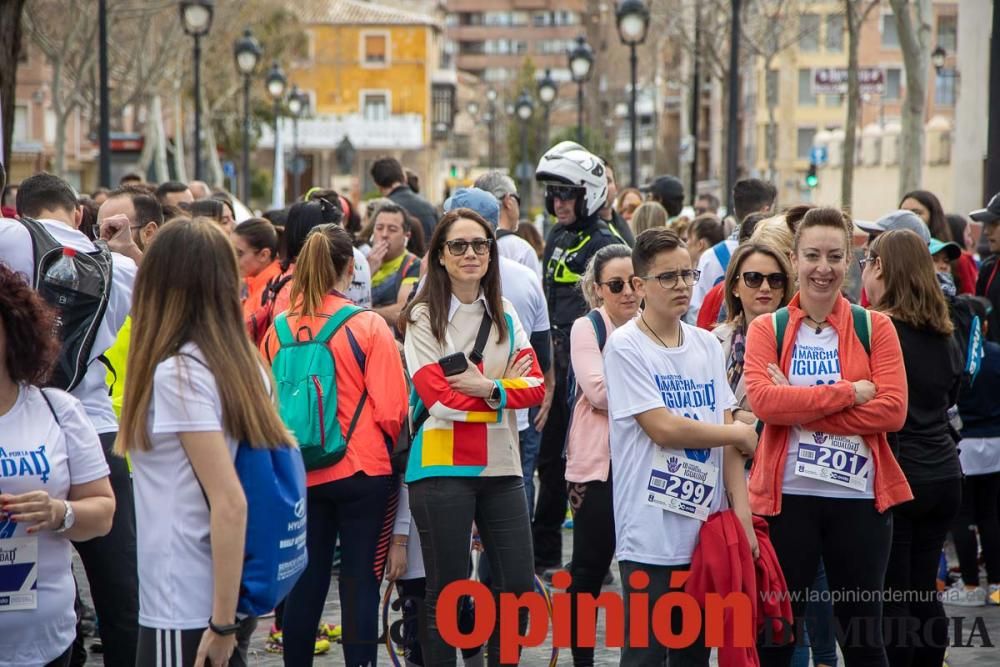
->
xmin=928 ymin=237 xmax=962 ymax=260
xmin=855 ymin=210 xmax=931 ymax=245
xmin=443 ymin=188 xmax=500 ymax=228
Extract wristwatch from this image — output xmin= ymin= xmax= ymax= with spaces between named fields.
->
xmin=489 ymin=383 xmax=501 ymax=403
xmin=54 ymin=500 xmax=75 ymax=534
xmin=208 ymin=618 xmax=242 ymax=636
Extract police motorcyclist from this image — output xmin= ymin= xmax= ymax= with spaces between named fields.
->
xmin=531 ymin=142 xmax=627 ymax=574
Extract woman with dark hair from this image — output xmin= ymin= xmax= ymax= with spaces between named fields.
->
xmin=399 ymin=208 xmax=545 ymax=665
xmin=900 ymin=190 xmax=978 ymax=293
xmin=273 ymin=200 xmax=372 ymax=313
xmin=180 ymin=198 xmax=224 ymax=225
xmin=0 ymin=266 xmax=115 ymax=667
xmin=210 ymin=192 xmax=238 ymax=234
xmin=862 ymin=229 xmax=963 ymax=666
xmin=234 ymin=218 xmax=282 ymax=319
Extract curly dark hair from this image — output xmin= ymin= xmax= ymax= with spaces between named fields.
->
xmin=0 ymin=264 xmax=60 ymax=385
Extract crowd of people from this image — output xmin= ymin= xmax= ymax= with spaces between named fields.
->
xmin=1 ymin=138 xmax=1000 ymax=667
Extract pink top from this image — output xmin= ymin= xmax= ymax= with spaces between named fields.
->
xmin=565 ymin=307 xmax=621 ymax=483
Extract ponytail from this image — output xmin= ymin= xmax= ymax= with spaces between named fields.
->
xmin=288 ymin=224 xmax=354 ymax=317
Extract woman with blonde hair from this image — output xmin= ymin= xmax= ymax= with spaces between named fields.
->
xmin=118 ymin=218 xmax=294 ymax=667
xmin=630 ymin=201 xmax=668 ymax=236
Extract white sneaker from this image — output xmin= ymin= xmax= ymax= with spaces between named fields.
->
xmin=942 ymin=584 xmax=987 ymax=607
xmin=988 ymin=584 xmax=1000 ymax=605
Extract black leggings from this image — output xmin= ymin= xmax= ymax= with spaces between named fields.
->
xmin=566 ymin=475 xmax=615 ymax=667
xmin=883 ymin=478 xmax=962 ymax=667
xmin=759 ymin=495 xmax=894 ymax=667
xmin=951 ymin=472 xmax=1000 ymax=585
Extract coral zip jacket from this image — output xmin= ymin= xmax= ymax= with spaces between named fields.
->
xmin=744 ymin=294 xmax=912 ymax=516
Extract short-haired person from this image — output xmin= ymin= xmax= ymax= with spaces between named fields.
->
xmin=686 ymin=214 xmax=725 ymax=269
xmin=566 ymin=244 xmax=639 ymax=667
xmin=597 ymin=159 xmax=637 ymax=247
xmin=261 ymin=224 xmax=407 ymax=665
xmin=1 ymin=172 xmax=141 ymax=665
xmin=119 ymin=172 xmax=143 ymax=186
xmin=861 ymin=229 xmax=963 ymax=664
xmin=188 ymin=180 xmax=211 ymax=200
xmin=695 ymin=192 xmax=720 ymax=216
xmin=604 ymin=228 xmax=758 ymax=665
xmin=367 ymin=202 xmax=422 ymax=330
xmin=972 ymin=194 xmax=1000 ymax=342
xmin=399 ymin=209 xmax=545 ymax=664
xmin=97 ymin=185 xmax=165 ymax=251
xmin=234 ymin=218 xmax=281 ymax=319
xmin=631 ymin=201 xmax=668 ymax=236
xmin=370 ymin=156 xmax=438 ymax=241
xmin=745 ymin=208 xmax=911 ymax=666
xmin=640 ymin=175 xmax=685 ymax=218
xmin=0 ymin=265 xmax=115 ymax=666
xmin=117 ymin=218 xmax=293 ymax=666
xmin=181 ymin=198 xmax=228 ymax=233
xmin=474 ymin=170 xmax=543 ymax=275
xmin=155 ymin=180 xmax=194 ymax=208
xmin=689 ymin=178 xmax=777 ymax=325
xmin=900 ymin=189 xmax=977 ymax=294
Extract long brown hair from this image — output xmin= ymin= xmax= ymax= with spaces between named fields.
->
xmin=399 ymin=208 xmax=507 ymax=344
xmin=723 ymin=243 xmax=795 ymax=325
xmin=117 ymin=218 xmax=292 ymax=452
xmin=868 ymin=229 xmax=954 ymax=336
xmin=288 ymin=224 xmax=355 ymax=318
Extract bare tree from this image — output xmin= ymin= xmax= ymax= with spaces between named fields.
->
xmin=0 ymin=0 xmax=27 ymax=171
xmin=842 ymin=0 xmax=881 ymax=210
xmin=888 ymin=0 xmax=932 ymax=198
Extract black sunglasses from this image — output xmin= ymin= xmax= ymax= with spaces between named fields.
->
xmin=444 ymin=238 xmax=492 ymax=256
xmin=741 ymin=271 xmax=787 ymax=289
xmin=599 ymin=278 xmax=634 ymax=294
xmin=546 ymin=185 xmax=584 ymax=201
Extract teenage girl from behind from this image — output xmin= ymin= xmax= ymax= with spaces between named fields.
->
xmin=118 ymin=218 xmax=293 ymax=667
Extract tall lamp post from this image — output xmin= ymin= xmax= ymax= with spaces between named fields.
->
xmin=287 ymin=86 xmax=308 ymax=201
xmin=98 ymin=0 xmax=111 ymax=186
xmin=515 ymin=91 xmax=534 ymax=204
xmin=486 ymin=88 xmax=498 ymax=169
xmin=537 ymin=69 xmax=558 ymax=148
xmin=568 ymin=36 xmax=594 ymax=145
xmin=266 ymin=61 xmax=287 ymax=208
xmin=616 ymin=0 xmax=649 ymax=187
xmin=180 ymin=0 xmax=215 ymax=182
xmin=233 ymin=28 xmax=261 ymax=204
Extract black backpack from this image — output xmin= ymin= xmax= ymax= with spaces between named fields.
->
xmin=19 ymin=216 xmax=114 ymax=391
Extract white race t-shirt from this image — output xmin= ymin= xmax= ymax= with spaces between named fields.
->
xmin=687 ymin=239 xmax=737 ymax=324
xmin=958 ymin=437 xmax=1000 ymax=477
xmin=499 ymin=257 xmax=550 ymax=432
xmin=782 ymin=324 xmax=873 ymax=499
xmin=498 ymin=233 xmax=542 ymax=278
xmin=130 ymin=344 xmax=242 ymax=630
xmin=0 ymin=386 xmax=109 ymax=665
xmin=0 ymin=218 xmax=137 ymax=435
xmin=606 ymin=320 xmax=736 ymax=566
xmin=349 ymin=246 xmax=373 ymax=308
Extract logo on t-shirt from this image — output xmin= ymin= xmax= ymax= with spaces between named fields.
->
xmin=654 ymin=374 xmax=717 ymax=413
xmin=0 ymin=445 xmax=52 ymax=483
xmin=790 ymin=344 xmax=841 ymax=383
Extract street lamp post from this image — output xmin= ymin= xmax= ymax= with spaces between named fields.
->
xmin=537 ymin=69 xmax=558 ymax=148
xmin=486 ymin=88 xmax=498 ymax=170
xmin=180 ymin=0 xmax=215 ymax=182
xmin=233 ymin=28 xmax=261 ymax=204
xmin=98 ymin=0 xmax=111 ymax=187
xmin=516 ymin=91 xmax=534 ymax=204
xmin=931 ymin=45 xmax=947 ymax=74
xmin=287 ymin=86 xmax=308 ymax=202
xmin=568 ymin=36 xmax=594 ymax=145
xmin=266 ymin=61 xmax=287 ymax=208
xmin=616 ymin=0 xmax=649 ymax=187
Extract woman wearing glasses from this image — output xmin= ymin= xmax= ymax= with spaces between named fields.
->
xmin=862 ymin=229 xmax=963 ymax=666
xmin=745 ymin=208 xmax=911 ymax=667
xmin=565 ymin=244 xmax=639 ymax=666
xmin=399 ymin=208 xmax=546 ymax=665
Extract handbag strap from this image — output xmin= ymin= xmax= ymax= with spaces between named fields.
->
xmin=468 ymin=311 xmax=493 ymax=365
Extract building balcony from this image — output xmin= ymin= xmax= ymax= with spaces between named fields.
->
xmin=258 ymin=113 xmax=425 ymax=152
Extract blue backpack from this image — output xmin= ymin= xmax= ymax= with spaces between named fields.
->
xmin=565 ymin=310 xmax=608 ymax=415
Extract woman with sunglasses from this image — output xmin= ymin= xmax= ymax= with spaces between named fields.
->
xmin=745 ymin=208 xmax=911 ymax=667
xmin=399 ymin=208 xmax=545 ymax=665
xmin=565 ymin=244 xmax=638 ymax=666
xmin=862 ymin=229 xmax=963 ymax=666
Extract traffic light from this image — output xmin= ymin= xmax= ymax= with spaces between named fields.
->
xmin=450 ymin=164 xmax=458 ymax=178
xmin=805 ymin=163 xmax=818 ymax=189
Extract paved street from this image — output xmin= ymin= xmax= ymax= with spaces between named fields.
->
xmin=76 ymin=526 xmax=1000 ymax=666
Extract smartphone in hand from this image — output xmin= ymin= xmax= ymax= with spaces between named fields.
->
xmin=438 ymin=353 xmax=469 ymax=377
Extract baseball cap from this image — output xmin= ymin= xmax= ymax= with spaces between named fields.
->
xmin=928 ymin=238 xmax=962 ymax=260
xmin=443 ymin=187 xmax=500 ymax=228
xmin=970 ymin=193 xmax=1000 ymax=224
xmin=855 ymin=210 xmax=931 ymax=245
xmin=639 ymin=175 xmax=684 ymax=202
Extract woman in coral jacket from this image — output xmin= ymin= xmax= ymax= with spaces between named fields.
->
xmin=744 ymin=207 xmax=911 ymax=667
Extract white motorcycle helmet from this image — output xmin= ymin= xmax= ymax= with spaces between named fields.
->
xmin=535 ymin=145 xmax=608 ymax=220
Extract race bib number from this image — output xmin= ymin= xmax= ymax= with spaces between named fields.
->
xmin=795 ymin=432 xmax=871 ymax=491
xmin=0 ymin=536 xmax=38 ymax=611
xmin=645 ymin=449 xmax=718 ymax=521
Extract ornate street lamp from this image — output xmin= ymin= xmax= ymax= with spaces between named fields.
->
xmin=233 ymin=28 xmax=261 ymax=202
xmin=568 ymin=36 xmax=594 ymax=144
xmin=265 ymin=61 xmax=287 ymax=207
xmin=180 ymin=0 xmax=214 ymax=181
xmin=616 ymin=0 xmax=650 ymax=186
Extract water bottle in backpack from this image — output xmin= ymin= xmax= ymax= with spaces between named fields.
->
xmin=46 ymin=247 xmax=80 ymax=292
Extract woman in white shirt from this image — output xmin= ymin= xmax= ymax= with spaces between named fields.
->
xmin=0 ymin=265 xmax=114 ymax=667
xmin=117 ymin=218 xmax=293 ymax=667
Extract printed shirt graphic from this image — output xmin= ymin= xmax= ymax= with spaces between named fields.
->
xmin=0 ymin=386 xmax=108 ymax=665
xmin=129 ymin=344 xmax=243 ymax=629
xmin=606 ymin=320 xmax=736 ymax=566
xmin=782 ymin=324 xmax=873 ymax=498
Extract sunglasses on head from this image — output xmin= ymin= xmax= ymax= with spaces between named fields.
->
xmin=741 ymin=271 xmax=787 ymax=289
xmin=444 ymin=238 xmax=492 ymax=256
xmin=547 ymin=185 xmax=584 ymax=201
xmin=599 ymin=278 xmax=634 ymax=294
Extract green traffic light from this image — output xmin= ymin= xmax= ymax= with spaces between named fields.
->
xmin=806 ymin=174 xmax=818 ymax=188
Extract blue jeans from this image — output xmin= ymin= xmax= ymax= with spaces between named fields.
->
xmin=519 ymin=406 xmax=542 ymax=518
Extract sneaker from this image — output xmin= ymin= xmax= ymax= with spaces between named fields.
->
xmin=320 ymin=622 xmax=343 ymax=643
xmin=942 ymin=584 xmax=987 ymax=607
xmin=988 ymin=584 xmax=1000 ymax=605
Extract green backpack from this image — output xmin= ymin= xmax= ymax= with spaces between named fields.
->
xmin=771 ymin=304 xmax=872 ymax=360
xmin=272 ymin=305 xmax=368 ymax=470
